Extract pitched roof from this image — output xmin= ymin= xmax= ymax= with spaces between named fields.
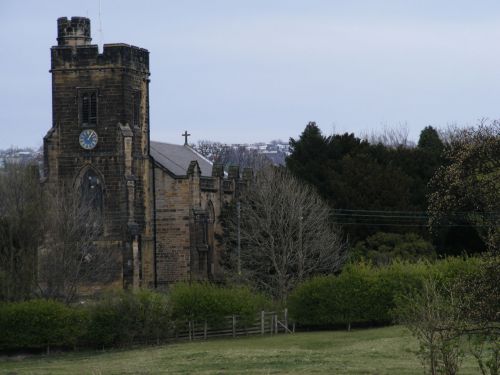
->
xmin=150 ymin=141 xmax=213 ymax=177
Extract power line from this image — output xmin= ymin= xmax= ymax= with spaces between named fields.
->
xmin=332 ymin=213 xmax=430 ymax=219
xmin=329 ymin=208 xmax=499 ymax=228
xmin=334 ymin=222 xmax=492 ymax=228
xmin=332 ymin=208 xmax=500 ymax=215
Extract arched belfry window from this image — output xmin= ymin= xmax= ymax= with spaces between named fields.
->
xmin=80 ymin=169 xmax=103 ymax=214
xmin=79 ymin=89 xmax=97 ymax=126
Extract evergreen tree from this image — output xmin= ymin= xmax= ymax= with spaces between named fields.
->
xmin=418 ymin=126 xmax=444 ymax=154
xmin=287 ymin=122 xmax=330 ymax=195
xmin=286 ymin=122 xmax=450 ymax=253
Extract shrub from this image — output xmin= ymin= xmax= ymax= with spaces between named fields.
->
xmin=351 ymin=232 xmax=436 ymax=266
xmin=431 ymin=256 xmax=481 ymax=285
xmin=394 ymin=278 xmax=465 ymax=375
xmin=288 ymin=257 xmax=482 ymax=329
xmin=84 ymin=289 xmax=171 ymax=348
xmin=0 ymin=299 xmax=87 ymax=352
xmin=170 ymin=283 xmax=268 ymax=326
xmin=371 ymin=261 xmax=428 ymax=322
xmin=288 ymin=264 xmax=376 ymax=330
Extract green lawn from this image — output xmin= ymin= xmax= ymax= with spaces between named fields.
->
xmin=0 ymin=326 xmax=479 ymax=374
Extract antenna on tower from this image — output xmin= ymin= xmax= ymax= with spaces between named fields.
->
xmin=98 ymin=0 xmax=104 ymax=47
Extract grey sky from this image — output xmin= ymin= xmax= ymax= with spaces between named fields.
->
xmin=2 ymin=0 xmax=500 ymax=149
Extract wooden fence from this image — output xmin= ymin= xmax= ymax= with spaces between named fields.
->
xmin=173 ymin=309 xmax=293 ymax=341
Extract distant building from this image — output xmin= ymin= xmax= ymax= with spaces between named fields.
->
xmin=0 ymin=148 xmax=40 ymax=167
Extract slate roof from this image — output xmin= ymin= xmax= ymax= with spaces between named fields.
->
xmin=150 ymin=141 xmax=213 ymax=177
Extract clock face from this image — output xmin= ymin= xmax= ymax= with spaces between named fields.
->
xmin=79 ymin=129 xmax=98 ymax=150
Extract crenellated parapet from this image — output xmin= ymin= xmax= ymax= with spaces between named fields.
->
xmin=211 ymin=163 xmax=224 ymax=178
xmin=51 ymin=43 xmax=149 ymax=73
xmin=52 ymin=18 xmax=149 ymax=73
xmin=228 ymin=165 xmax=240 ymax=180
xmin=57 ymin=17 xmax=91 ymax=47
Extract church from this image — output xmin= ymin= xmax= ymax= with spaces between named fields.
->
xmin=43 ymin=17 xmax=248 ymax=289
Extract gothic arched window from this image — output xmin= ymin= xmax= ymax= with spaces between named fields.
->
xmin=80 ymin=169 xmax=103 ymax=214
xmin=206 ymin=201 xmax=215 ymax=277
xmin=207 ymin=201 xmax=215 ymax=225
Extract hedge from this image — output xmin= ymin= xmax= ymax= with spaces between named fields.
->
xmin=0 ymin=285 xmax=269 ymax=351
xmin=0 ymin=290 xmax=171 ymax=351
xmin=0 ymin=299 xmax=87 ymax=352
xmin=288 ymin=257 xmax=482 ymax=329
xmin=0 ymin=259 xmax=479 ymax=351
xmin=170 ymin=283 xmax=269 ymax=326
xmin=84 ymin=289 xmax=171 ymax=348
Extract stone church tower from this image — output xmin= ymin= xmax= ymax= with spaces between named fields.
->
xmin=43 ymin=17 xmax=245 ymax=291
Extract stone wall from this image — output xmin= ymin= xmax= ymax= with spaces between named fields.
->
xmin=152 ymin=161 xmax=240 ymax=285
xmin=153 ymin=167 xmax=192 ymax=285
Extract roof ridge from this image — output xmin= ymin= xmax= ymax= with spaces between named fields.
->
xmin=151 ymin=140 xmax=181 ymax=147
xmin=149 ymin=141 xmax=214 ymax=177
xmin=150 ymin=143 xmax=187 ymax=173
xmin=184 ymin=144 xmax=213 ymax=166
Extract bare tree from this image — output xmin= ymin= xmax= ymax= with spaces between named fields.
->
xmin=455 ymin=254 xmax=500 ymax=375
xmin=437 ymin=123 xmax=465 ymax=146
xmin=396 ymin=278 xmax=465 ymax=375
xmin=194 ymin=140 xmax=272 ymax=171
xmin=362 ymin=123 xmax=414 ymax=148
xmin=38 ymin=186 xmax=115 ymax=303
xmin=222 ymin=166 xmax=346 ymax=301
xmin=397 ymin=256 xmax=500 ymax=375
xmin=0 ymin=163 xmax=43 ymax=301
xmin=193 ymin=140 xmax=231 ymax=164
xmin=224 ymin=146 xmax=271 ymax=170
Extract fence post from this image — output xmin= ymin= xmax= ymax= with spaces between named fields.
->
xmin=204 ymin=320 xmax=208 ymax=340
xmin=270 ymin=314 xmax=273 ymax=335
xmin=232 ymin=315 xmax=236 ymax=338
xmin=274 ymin=313 xmax=278 ymax=334
xmin=284 ymin=308 xmax=288 ymax=334
xmin=261 ymin=311 xmax=265 ymax=335
xmin=189 ymin=320 xmax=192 ymax=341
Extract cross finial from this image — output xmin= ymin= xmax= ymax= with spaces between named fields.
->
xmin=182 ymin=130 xmax=191 ymax=146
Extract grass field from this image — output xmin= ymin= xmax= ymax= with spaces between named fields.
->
xmin=0 ymin=326 xmax=479 ymax=375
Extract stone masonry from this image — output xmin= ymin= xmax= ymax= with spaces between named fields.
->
xmin=43 ymin=17 xmax=242 ymax=290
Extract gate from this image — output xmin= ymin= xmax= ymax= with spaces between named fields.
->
xmin=174 ymin=309 xmax=293 ymax=341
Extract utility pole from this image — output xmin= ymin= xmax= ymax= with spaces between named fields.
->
xmin=299 ymin=215 xmax=303 ymax=250
xmin=237 ymin=201 xmax=241 ymax=275
xmin=298 ymin=207 xmax=303 ymax=277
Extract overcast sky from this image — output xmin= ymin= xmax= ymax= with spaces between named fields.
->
xmin=2 ymin=1 xmax=500 ymax=149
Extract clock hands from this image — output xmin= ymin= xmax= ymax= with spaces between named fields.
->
xmin=79 ymin=129 xmax=98 ymax=150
